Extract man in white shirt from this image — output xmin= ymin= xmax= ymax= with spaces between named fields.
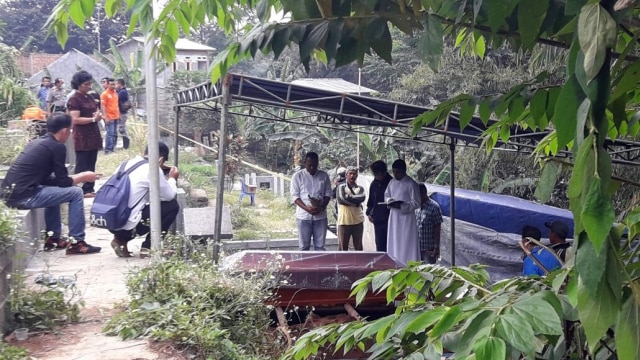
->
xmin=109 ymin=142 xmax=180 ymax=258
xmin=290 ymin=152 xmax=332 ymax=250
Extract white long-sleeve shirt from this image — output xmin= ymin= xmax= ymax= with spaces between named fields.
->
xmin=117 ymin=155 xmax=177 ymax=230
xmin=290 ymin=168 xmax=332 ymax=221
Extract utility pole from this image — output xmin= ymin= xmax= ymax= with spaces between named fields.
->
xmin=145 ymin=0 xmax=162 ymax=260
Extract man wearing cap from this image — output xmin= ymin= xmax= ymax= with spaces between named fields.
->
xmin=521 ymin=225 xmax=561 ymax=276
xmin=331 ymin=167 xmax=347 ymax=223
xmin=545 ymin=220 xmax=572 ymax=262
xmin=336 ymin=166 xmax=366 ymax=251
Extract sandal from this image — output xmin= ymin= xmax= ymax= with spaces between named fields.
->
xmin=139 ymin=248 xmax=150 ymax=259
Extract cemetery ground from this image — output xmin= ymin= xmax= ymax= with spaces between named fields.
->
xmin=1 ymin=144 xmax=303 ymax=359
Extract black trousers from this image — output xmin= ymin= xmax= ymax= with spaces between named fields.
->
xmin=109 ymin=198 xmax=180 ymax=249
xmin=374 ymin=222 xmax=388 ymax=252
xmin=75 ymin=150 xmax=98 ymax=193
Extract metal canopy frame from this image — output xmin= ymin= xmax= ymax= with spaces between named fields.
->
xmin=174 ymin=73 xmax=640 ymax=266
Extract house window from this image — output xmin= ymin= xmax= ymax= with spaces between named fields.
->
xmin=186 ymin=61 xmax=191 ymax=71
xmin=172 ymin=62 xmax=177 ymax=72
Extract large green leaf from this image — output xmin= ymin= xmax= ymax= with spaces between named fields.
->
xmin=577 ymin=276 xmax=618 ymax=354
xmin=615 ymin=290 xmax=640 ymax=360
xmin=529 ymin=89 xmax=547 ymax=128
xmin=517 ymin=0 xmax=549 ymax=49
xmin=495 ymin=314 xmax=535 ymax=354
xmin=575 ymin=234 xmax=607 ymax=297
xmin=418 ymin=14 xmax=444 ymax=71
xmin=300 ymin=21 xmax=329 ymax=61
xmin=511 ymin=293 xmax=563 ymax=335
xmin=534 ymin=161 xmax=561 ymax=203
xmin=459 ymin=100 xmax=475 ymax=128
xmin=474 ymin=337 xmax=506 ymax=360
xmin=611 ymin=61 xmax=640 ymax=101
xmin=370 ymin=21 xmax=393 ymax=64
xmin=577 ymin=3 xmax=617 ymax=82
xmin=581 ymin=150 xmax=614 ymax=253
xmin=430 ymin=305 xmax=462 ymax=337
xmin=565 ymin=0 xmax=587 ymax=15
xmin=404 ymin=307 xmax=448 ymax=333
xmin=553 ymin=75 xmax=580 ymax=150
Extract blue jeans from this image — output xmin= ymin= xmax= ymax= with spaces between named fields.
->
xmin=15 ymin=186 xmax=85 ymax=241
xmin=105 ymin=119 xmax=118 ymax=152
xmin=296 ymin=218 xmax=328 ymax=251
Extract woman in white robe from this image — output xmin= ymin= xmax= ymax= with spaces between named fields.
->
xmin=384 ymin=160 xmax=421 ymax=266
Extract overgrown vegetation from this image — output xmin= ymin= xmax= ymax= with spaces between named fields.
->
xmin=0 ymin=201 xmax=20 ymax=253
xmin=0 ymin=342 xmax=28 ymax=360
xmin=103 ymin=236 xmax=286 ymax=359
xmin=9 ymin=271 xmax=83 ymax=331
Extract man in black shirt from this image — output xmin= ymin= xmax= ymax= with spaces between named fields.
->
xmin=2 ymin=113 xmax=102 ymax=254
xmin=365 ymin=160 xmax=393 ymax=252
xmin=545 ymin=220 xmax=572 ymax=262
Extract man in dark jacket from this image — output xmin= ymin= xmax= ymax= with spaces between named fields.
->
xmin=365 ymin=160 xmax=393 ymax=252
xmin=116 ymin=79 xmax=131 ymax=149
xmin=1 ymin=113 xmax=101 ymax=254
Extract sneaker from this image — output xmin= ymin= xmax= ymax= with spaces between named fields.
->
xmin=66 ymin=241 xmax=101 ymax=255
xmin=43 ymin=237 xmax=69 ymax=251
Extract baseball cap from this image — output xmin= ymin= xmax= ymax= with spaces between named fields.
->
xmin=545 ymin=220 xmax=569 ymax=239
xmin=337 ymin=167 xmax=347 ymax=176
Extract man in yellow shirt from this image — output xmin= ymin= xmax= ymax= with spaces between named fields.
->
xmin=336 ymin=166 xmax=366 ymax=250
xmin=100 ymin=78 xmax=119 ymax=154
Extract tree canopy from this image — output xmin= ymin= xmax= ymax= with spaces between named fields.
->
xmin=48 ymin=0 xmax=640 ymax=358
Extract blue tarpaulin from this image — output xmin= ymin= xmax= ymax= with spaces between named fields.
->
xmin=427 ymin=184 xmax=574 ymax=238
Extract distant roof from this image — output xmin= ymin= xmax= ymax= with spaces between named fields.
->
xmin=291 ymin=78 xmax=377 ymax=94
xmin=127 ymin=37 xmax=216 ymax=52
xmin=27 ymin=49 xmax=111 ymax=85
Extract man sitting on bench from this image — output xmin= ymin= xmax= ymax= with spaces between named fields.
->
xmin=1 ymin=113 xmax=102 ymax=254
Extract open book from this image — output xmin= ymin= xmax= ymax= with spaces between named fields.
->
xmin=378 ymin=199 xmax=404 ymax=206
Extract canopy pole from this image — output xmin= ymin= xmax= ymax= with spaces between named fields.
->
xmin=213 ymin=74 xmax=232 ymax=263
xmin=174 ymin=106 xmax=180 ymax=166
xmin=449 ymin=140 xmax=456 ymax=266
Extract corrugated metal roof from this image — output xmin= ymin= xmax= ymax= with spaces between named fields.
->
xmin=130 ymin=37 xmax=215 ymax=51
xmin=291 ymin=78 xmax=377 ymax=94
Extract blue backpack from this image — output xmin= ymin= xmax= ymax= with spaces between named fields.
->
xmin=90 ymin=159 xmax=148 ymax=230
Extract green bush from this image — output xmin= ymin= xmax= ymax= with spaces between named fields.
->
xmin=0 ymin=342 xmax=28 ymax=360
xmin=9 ymin=272 xmax=83 ymax=331
xmin=0 ymin=202 xmax=20 ymax=253
xmin=103 ymin=241 xmax=285 ymax=359
xmin=230 ymin=205 xmax=262 ymax=230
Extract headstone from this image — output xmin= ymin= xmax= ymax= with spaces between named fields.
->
xmin=182 ymin=206 xmax=233 ymax=239
xmin=189 ymin=188 xmax=209 ymax=207
xmin=193 ymin=127 xmax=204 ymax=156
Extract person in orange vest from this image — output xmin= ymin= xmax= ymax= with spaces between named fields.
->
xmin=21 ymin=105 xmax=46 ymax=120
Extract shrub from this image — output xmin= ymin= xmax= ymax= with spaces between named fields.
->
xmin=0 ymin=342 xmax=28 ymax=360
xmin=103 ymin=240 xmax=285 ymax=359
xmin=0 ymin=201 xmax=20 ymax=253
xmin=9 ymin=272 xmax=83 ymax=331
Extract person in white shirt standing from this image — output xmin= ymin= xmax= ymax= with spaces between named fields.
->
xmin=290 ymin=151 xmax=332 ymax=251
xmin=109 ymin=142 xmax=180 ymax=258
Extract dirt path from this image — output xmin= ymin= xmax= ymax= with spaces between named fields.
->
xmin=4 ymin=197 xmax=188 ymax=360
